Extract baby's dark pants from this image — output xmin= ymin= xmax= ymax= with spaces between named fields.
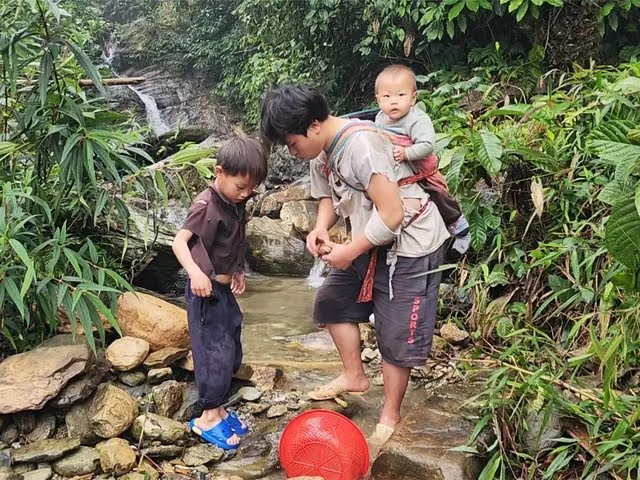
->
xmin=185 ymin=280 xmax=243 ymax=410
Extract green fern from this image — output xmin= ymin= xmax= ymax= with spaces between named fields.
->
xmin=606 ymin=193 xmax=640 ymax=270
xmin=471 ymin=131 xmax=503 ymax=175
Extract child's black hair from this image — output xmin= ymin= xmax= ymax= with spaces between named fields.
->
xmin=217 ymin=134 xmax=268 ymax=185
xmin=260 ymin=85 xmax=329 ymax=144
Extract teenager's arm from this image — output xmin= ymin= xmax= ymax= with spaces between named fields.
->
xmin=315 ymin=197 xmax=339 ymax=231
xmin=345 ymin=173 xmax=403 ymax=258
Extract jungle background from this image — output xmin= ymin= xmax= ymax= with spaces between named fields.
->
xmin=2 ymin=0 xmax=640 ymax=478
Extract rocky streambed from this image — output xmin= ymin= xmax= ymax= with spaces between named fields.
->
xmin=0 ymin=277 xmax=487 ymax=480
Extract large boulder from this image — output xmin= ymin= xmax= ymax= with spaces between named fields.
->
xmin=89 ymin=384 xmax=138 ymax=438
xmin=279 ymin=200 xmax=317 ymax=234
xmin=48 ymin=359 xmax=108 ymax=409
xmin=0 ymin=340 xmax=92 ymax=414
xmin=371 ymin=383 xmax=488 ymax=480
xmin=116 ymin=292 xmax=190 ymax=351
xmin=245 ymin=217 xmax=314 ymax=276
xmin=258 ymin=182 xmax=312 ymax=217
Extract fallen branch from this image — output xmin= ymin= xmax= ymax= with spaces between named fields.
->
xmin=78 ymin=77 xmax=146 ymax=86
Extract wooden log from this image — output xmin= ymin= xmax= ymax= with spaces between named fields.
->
xmin=78 ymin=77 xmax=146 ymax=86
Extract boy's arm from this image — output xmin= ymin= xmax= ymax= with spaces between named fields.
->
xmin=172 ymin=229 xmax=213 ymax=297
xmin=404 ymin=112 xmax=436 ymax=161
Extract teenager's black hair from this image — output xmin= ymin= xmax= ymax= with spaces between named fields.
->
xmin=260 ymin=85 xmax=329 ymax=144
xmin=217 ymin=134 xmax=268 ymax=185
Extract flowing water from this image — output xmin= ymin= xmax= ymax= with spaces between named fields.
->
xmin=128 ymin=86 xmax=171 ymax=137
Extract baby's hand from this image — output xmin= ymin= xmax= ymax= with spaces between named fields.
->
xmin=393 ymin=146 xmax=407 ymax=162
xmin=231 ymin=272 xmax=246 ymax=295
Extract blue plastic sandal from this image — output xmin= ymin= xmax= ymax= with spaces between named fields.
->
xmin=225 ymin=411 xmax=249 ymax=436
xmin=189 ymin=418 xmax=240 ymax=450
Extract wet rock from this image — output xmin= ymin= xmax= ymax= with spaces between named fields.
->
xmin=0 ymin=341 xmax=92 ymax=414
xmin=134 ymin=459 xmax=160 ymax=480
xmin=14 ymin=414 xmax=36 ymax=435
xmin=238 ymin=387 xmax=262 ymax=402
xmin=371 ymin=383 xmax=486 ymax=480
xmin=279 ymin=200 xmax=317 ymax=233
xmin=49 ymin=359 xmax=109 ymax=409
xmin=233 ymin=364 xmax=253 ymax=381
xmin=89 ymin=384 xmax=138 ymax=438
xmin=266 ymin=405 xmax=288 ymax=419
xmin=143 ymin=347 xmax=189 ymax=369
xmin=24 ymin=415 xmax=55 ymax=443
xmin=65 ymin=400 xmax=99 ymax=445
xmin=147 ymin=367 xmax=173 ymax=384
xmin=287 ymin=403 xmax=301 ymax=411
xmin=117 ymin=292 xmax=190 ymax=351
xmin=142 ymin=445 xmax=183 ymax=459
xmin=250 ymin=366 xmax=284 ymax=392
xmin=151 ymin=381 xmax=184 ymax=418
xmin=181 ymin=444 xmax=224 ymax=467
xmin=21 ymin=468 xmax=52 ymax=480
xmin=105 ymin=337 xmax=150 ymax=371
xmin=279 ymin=330 xmax=336 ymax=353
xmin=432 ymin=334 xmax=447 ymax=351
xmin=0 ymin=471 xmax=23 ymax=480
xmin=52 ymin=446 xmax=100 ymax=476
xmin=95 ymin=438 xmax=135 ymax=475
xmin=439 ymin=323 xmax=470 ymax=346
xmin=12 ymin=438 xmax=80 ymax=463
xmin=176 ymin=351 xmax=194 ymax=371
xmin=119 ymin=371 xmax=147 ymax=387
xmin=258 ymin=183 xmax=312 ymax=217
xmin=245 ymin=217 xmax=314 ymax=276
xmin=131 ymin=413 xmax=189 ymax=444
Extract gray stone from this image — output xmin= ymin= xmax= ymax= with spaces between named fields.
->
xmin=21 ymin=468 xmax=52 ymax=480
xmin=142 ymin=445 xmax=183 ymax=459
xmin=266 ymin=405 xmax=288 ymax=419
xmin=522 ymin=408 xmax=564 ymax=455
xmin=119 ymin=371 xmax=147 ymax=387
xmin=171 ymin=384 xmax=202 ymax=423
xmin=238 ymin=387 xmax=262 ymax=402
xmin=52 ymin=446 xmax=100 ymax=477
xmin=48 ymin=360 xmax=108 ymax=409
xmin=151 ymin=381 xmax=184 ymax=418
xmin=245 ymin=217 xmax=314 ymax=276
xmin=89 ymin=384 xmax=138 ymax=439
xmin=0 ymin=470 xmax=23 ymax=480
xmin=371 ymin=383 xmax=487 ymax=480
xmin=12 ymin=438 xmax=80 ymax=463
xmin=0 ymin=449 xmax=11 ymax=468
xmin=143 ymin=347 xmax=188 ymax=369
xmin=24 ymin=415 xmax=55 ymax=443
xmin=181 ymin=444 xmax=223 ymax=467
xmin=65 ymin=400 xmax=99 ymax=445
xmin=0 ymin=423 xmax=18 ymax=445
xmin=131 ymin=413 xmax=189 ymax=445
xmin=361 ymin=347 xmax=378 ymax=362
xmin=95 ymin=438 xmax=135 ymax=475
xmin=147 ymin=367 xmax=173 ymax=384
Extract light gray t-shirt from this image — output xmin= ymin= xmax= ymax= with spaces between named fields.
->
xmin=375 ymin=105 xmax=435 ymax=161
xmin=310 ymin=123 xmax=449 ymax=258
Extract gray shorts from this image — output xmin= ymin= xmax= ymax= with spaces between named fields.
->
xmin=313 ymin=245 xmax=445 ymax=368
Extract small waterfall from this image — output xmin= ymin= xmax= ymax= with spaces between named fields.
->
xmin=305 ymin=257 xmax=326 ymax=288
xmin=128 ymin=86 xmax=171 ymax=137
xmin=101 ymin=32 xmax=117 ymax=66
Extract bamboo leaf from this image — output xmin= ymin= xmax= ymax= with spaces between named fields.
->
xmin=64 ymin=40 xmax=106 ymax=97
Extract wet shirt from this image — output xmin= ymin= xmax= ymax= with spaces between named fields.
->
xmin=310 ymin=123 xmax=449 ymax=258
xmin=181 ymin=185 xmax=247 ymax=277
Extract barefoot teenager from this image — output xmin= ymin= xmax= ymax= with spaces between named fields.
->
xmin=260 ymin=86 xmax=450 ymax=446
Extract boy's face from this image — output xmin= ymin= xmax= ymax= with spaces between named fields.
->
xmin=284 ymin=122 xmax=325 ymax=160
xmin=215 ymin=167 xmax=256 ymax=203
xmin=376 ymin=73 xmax=417 ymax=121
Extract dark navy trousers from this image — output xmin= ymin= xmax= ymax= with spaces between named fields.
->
xmin=185 ymin=280 xmax=243 ymax=409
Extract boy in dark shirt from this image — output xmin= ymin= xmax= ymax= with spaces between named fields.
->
xmin=172 ymin=134 xmax=267 ymax=450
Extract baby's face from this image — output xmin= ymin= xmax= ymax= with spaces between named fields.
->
xmin=376 ymin=73 xmax=417 ymax=121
